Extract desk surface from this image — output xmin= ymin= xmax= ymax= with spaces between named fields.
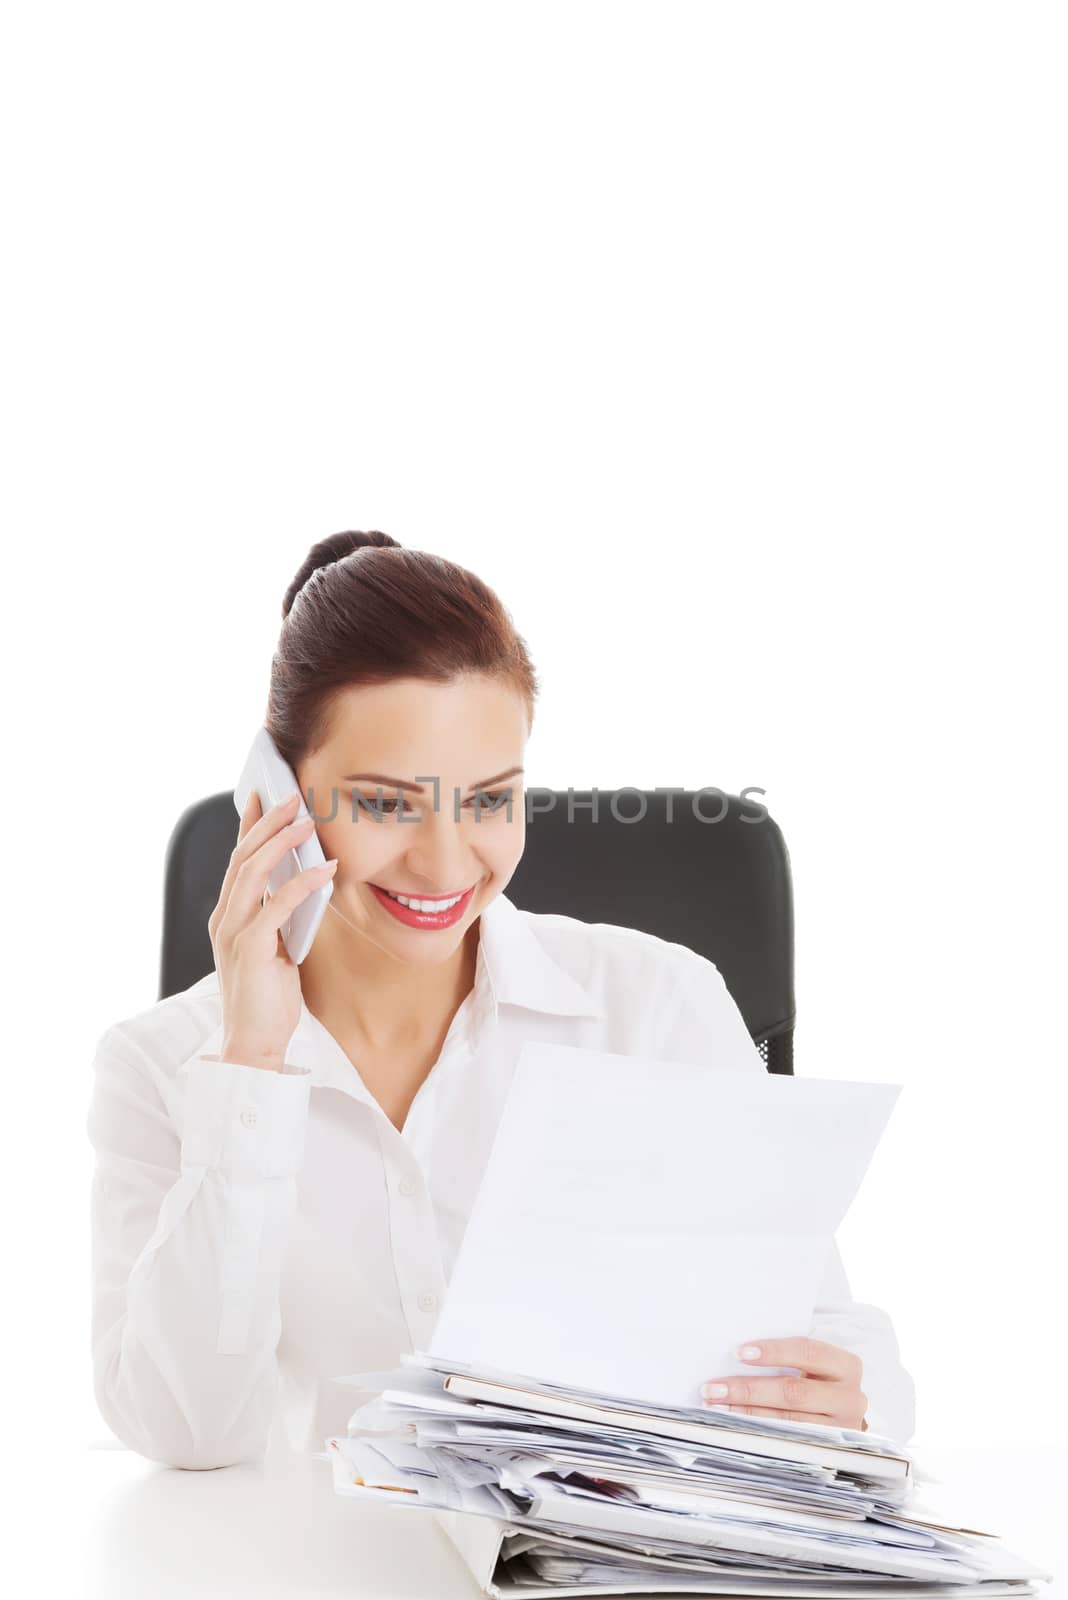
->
xmin=78 ymin=1440 xmax=1061 ymax=1598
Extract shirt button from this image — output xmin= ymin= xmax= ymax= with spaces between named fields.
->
xmin=418 ymin=1292 xmax=438 ymax=1312
xmin=398 ymin=1177 xmax=417 ymax=1197
xmin=239 ymin=1106 xmax=258 ymax=1128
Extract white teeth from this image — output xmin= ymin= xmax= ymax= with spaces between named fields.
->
xmin=384 ymin=889 xmax=463 ymax=913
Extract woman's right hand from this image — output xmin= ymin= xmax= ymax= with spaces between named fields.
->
xmin=208 ymin=789 xmax=339 ymax=1071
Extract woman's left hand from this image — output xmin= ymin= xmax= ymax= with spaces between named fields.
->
xmin=700 ymin=1338 xmax=868 ymax=1430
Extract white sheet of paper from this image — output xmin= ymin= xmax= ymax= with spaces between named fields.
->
xmin=429 ymin=1041 xmax=900 ymax=1409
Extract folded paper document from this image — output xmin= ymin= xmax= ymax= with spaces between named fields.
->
xmin=326 ymin=1041 xmax=1052 ymax=1595
xmin=428 ymin=1040 xmax=903 ymax=1405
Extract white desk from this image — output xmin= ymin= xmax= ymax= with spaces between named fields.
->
xmin=79 ymin=1439 xmax=1062 ymax=1598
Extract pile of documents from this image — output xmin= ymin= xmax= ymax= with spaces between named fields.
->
xmin=325 ymin=1042 xmax=1052 ymax=1596
xmin=327 ymin=1351 xmax=1049 ymax=1596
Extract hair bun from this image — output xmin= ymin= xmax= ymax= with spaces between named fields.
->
xmin=282 ymin=530 xmax=403 ymax=619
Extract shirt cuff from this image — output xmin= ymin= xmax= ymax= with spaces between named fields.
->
xmin=178 ymin=1055 xmax=312 ymax=1178
xmin=862 ymin=1405 xmax=902 ymax=1446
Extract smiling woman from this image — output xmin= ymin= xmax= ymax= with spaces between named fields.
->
xmin=294 ymin=667 xmax=532 ymax=1038
xmin=253 ymin=530 xmax=540 ymax=1055
xmin=85 ymin=527 xmax=916 ymax=1473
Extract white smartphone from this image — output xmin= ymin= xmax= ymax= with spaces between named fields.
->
xmin=233 ymin=726 xmax=334 ymax=965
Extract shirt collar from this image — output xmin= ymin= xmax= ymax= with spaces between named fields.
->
xmin=295 ymin=892 xmax=604 ymax=1097
xmin=476 ymin=890 xmax=605 ymax=1019
xmin=194 ymin=892 xmax=603 ymax=1091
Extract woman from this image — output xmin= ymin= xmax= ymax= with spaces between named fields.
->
xmin=87 ymin=529 xmax=915 ymax=1470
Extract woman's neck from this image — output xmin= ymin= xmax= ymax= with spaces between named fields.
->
xmin=298 ymin=909 xmax=481 ymax=1055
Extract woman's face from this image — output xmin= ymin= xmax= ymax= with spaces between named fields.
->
xmin=297 ymin=675 xmax=528 ymax=968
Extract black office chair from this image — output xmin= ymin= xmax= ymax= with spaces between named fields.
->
xmin=159 ymin=788 xmax=795 ymax=1074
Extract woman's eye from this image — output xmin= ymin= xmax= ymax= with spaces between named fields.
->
xmin=354 ymin=793 xmax=411 ymax=816
xmin=467 ymin=789 xmax=512 ymax=812
xmin=352 ymin=788 xmax=514 ymax=816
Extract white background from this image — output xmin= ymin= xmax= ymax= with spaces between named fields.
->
xmin=3 ymin=0 xmax=1064 ymax=1588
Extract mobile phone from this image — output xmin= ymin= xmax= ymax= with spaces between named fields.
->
xmin=233 ymin=727 xmax=334 ymax=964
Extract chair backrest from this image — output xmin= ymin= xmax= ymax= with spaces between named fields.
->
xmin=159 ymin=788 xmax=795 ymax=1073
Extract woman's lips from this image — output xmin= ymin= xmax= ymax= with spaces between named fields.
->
xmin=368 ymin=882 xmax=477 ymax=929
xmin=371 ymin=884 xmax=473 ymax=899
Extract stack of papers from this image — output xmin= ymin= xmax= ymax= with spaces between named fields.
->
xmin=327 ymin=1352 xmax=1049 ymax=1596
xmin=325 ymin=1042 xmax=1052 ymax=1596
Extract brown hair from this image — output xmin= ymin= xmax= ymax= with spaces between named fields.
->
xmin=265 ymin=530 xmax=539 ymax=770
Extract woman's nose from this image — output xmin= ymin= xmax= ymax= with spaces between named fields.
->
xmin=405 ymin=818 xmax=479 ymax=891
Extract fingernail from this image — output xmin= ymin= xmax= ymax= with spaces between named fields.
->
xmin=738 ymin=1345 xmax=762 ymax=1360
xmin=702 ymin=1383 xmax=729 ymax=1399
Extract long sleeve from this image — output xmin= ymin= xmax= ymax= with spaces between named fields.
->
xmin=654 ymin=948 xmax=916 ymax=1445
xmin=809 ymin=1238 xmax=916 ymax=1444
xmin=86 ymin=1025 xmax=311 ymax=1470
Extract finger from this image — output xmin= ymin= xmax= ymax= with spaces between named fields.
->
xmin=215 ymin=790 xmax=302 ymax=929
xmin=707 ymin=1403 xmax=835 ymax=1423
xmin=700 ymin=1374 xmax=828 ymax=1412
xmin=219 ymin=812 xmax=319 ymax=938
xmin=236 ymin=787 xmax=263 ymax=842
xmin=257 ymin=858 xmax=338 ymax=939
xmin=235 ymin=788 xmax=302 ymax=856
xmin=734 ymin=1337 xmax=860 ymax=1383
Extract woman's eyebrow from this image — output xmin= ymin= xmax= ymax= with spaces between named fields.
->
xmin=340 ymin=766 xmax=524 ymax=794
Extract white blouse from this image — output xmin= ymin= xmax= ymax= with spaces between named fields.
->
xmin=86 ymin=891 xmax=916 ymax=1469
